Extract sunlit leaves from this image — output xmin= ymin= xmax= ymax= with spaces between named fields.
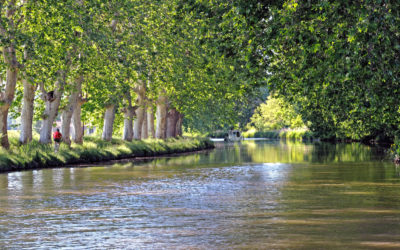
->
xmin=3 ymin=0 xmax=274 ymax=136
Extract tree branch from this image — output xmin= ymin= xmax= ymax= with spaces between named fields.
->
xmin=39 ymin=82 xmax=47 ymax=101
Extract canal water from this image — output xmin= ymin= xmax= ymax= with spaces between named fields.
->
xmin=1 ymin=140 xmax=400 ymax=249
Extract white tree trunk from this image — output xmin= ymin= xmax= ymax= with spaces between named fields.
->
xmin=176 ymin=113 xmax=184 ymax=137
xmin=141 ymin=109 xmax=148 ymax=139
xmin=39 ymin=79 xmax=64 ymax=144
xmin=123 ymin=107 xmax=135 ymax=141
xmin=133 ymin=105 xmax=145 ymax=140
xmin=0 ymin=4 xmax=19 ymax=149
xmin=72 ymin=99 xmax=84 ymax=144
xmin=19 ymin=79 xmax=37 ymax=144
xmin=19 ymin=79 xmax=36 ymax=144
xmin=122 ymin=91 xmax=134 ymax=141
xmin=0 ymin=48 xmax=18 ymax=149
xmin=0 ymin=70 xmax=17 ymax=148
xmin=72 ymin=79 xmax=85 ymax=144
xmin=102 ymin=104 xmax=116 ymax=141
xmin=147 ymin=105 xmax=155 ymax=138
xmin=166 ymin=108 xmax=179 ymax=138
xmin=155 ymin=95 xmax=168 ymax=139
xmin=19 ymin=47 xmax=36 ymax=144
xmin=0 ymin=105 xmax=10 ymax=149
xmin=61 ymin=84 xmax=81 ymax=146
xmin=133 ymin=81 xmax=146 ymax=140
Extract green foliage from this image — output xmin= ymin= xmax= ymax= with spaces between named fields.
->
xmin=243 ymin=129 xmax=280 ymax=139
xmin=1 ymin=0 xmax=271 ymax=141
xmin=279 ymin=129 xmax=315 ymax=141
xmin=0 ymin=133 xmax=214 ymax=172
xmin=11 ymin=0 xmax=400 ymax=151
xmin=248 ymin=95 xmax=305 ymax=131
xmin=268 ymin=1 xmax=400 ymax=141
xmin=170 ymin=1 xmax=273 ymax=133
xmin=243 ymin=129 xmax=315 ymax=141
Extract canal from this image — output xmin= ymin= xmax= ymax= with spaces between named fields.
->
xmin=1 ymin=140 xmax=400 ymax=249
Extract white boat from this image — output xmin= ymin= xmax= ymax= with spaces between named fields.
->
xmin=224 ymin=130 xmax=243 ymax=142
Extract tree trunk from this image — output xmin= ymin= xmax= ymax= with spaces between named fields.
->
xmin=123 ymin=107 xmax=135 ymax=141
xmin=102 ymin=104 xmax=116 ymax=141
xmin=122 ymin=91 xmax=134 ymax=141
xmin=61 ymin=108 xmax=74 ymax=145
xmin=39 ymin=79 xmax=64 ymax=144
xmin=176 ymin=112 xmax=184 ymax=137
xmin=0 ymin=105 xmax=10 ymax=149
xmin=61 ymin=80 xmax=82 ymax=146
xmin=0 ymin=69 xmax=18 ymax=149
xmin=72 ymin=99 xmax=84 ymax=144
xmin=72 ymin=80 xmax=85 ymax=144
xmin=147 ymin=105 xmax=155 ymax=138
xmin=0 ymin=2 xmax=20 ymax=149
xmin=166 ymin=108 xmax=179 ymax=138
xmin=19 ymin=46 xmax=36 ymax=144
xmin=19 ymin=79 xmax=37 ymax=144
xmin=155 ymin=95 xmax=168 ymax=139
xmin=133 ymin=105 xmax=145 ymax=140
xmin=141 ymin=109 xmax=148 ymax=139
xmin=0 ymin=47 xmax=18 ymax=149
xmin=133 ymin=81 xmax=146 ymax=140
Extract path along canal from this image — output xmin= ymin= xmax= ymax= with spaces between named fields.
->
xmin=1 ymin=140 xmax=400 ymax=249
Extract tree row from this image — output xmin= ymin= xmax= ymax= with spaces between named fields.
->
xmin=0 ymin=0 xmax=262 ymax=149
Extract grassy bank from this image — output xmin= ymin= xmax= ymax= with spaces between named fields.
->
xmin=243 ymin=128 xmax=316 ymax=141
xmin=0 ymin=134 xmax=214 ymax=173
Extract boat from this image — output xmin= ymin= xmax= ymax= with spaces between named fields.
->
xmin=224 ymin=130 xmax=243 ymax=142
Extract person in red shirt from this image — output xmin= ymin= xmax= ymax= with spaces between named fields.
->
xmin=53 ymin=128 xmax=62 ymax=152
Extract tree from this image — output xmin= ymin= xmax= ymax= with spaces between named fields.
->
xmin=268 ymin=1 xmax=400 ymax=141
xmin=1 ymin=0 xmax=280 ymax=148
xmin=0 ymin=0 xmax=27 ymax=148
xmin=162 ymin=0 xmax=269 ymax=134
xmin=248 ymin=95 xmax=305 ymax=131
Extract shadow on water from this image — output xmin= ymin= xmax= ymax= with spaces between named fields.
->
xmin=0 ymin=140 xmax=399 ymax=249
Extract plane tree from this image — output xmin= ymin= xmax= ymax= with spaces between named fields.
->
xmin=268 ymin=1 xmax=400 ymax=140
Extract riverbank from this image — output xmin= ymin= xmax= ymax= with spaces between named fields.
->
xmin=0 ymin=136 xmax=214 ymax=173
xmin=208 ymin=129 xmax=316 ymax=141
xmin=242 ymin=129 xmax=316 ymax=141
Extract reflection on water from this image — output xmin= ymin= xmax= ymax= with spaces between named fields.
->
xmin=0 ymin=140 xmax=399 ymax=249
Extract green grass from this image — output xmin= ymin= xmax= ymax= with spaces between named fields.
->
xmin=243 ymin=128 xmax=316 ymax=141
xmin=0 ymin=133 xmax=214 ymax=172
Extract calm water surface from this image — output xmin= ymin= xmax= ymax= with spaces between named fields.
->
xmin=1 ymin=140 xmax=400 ymax=249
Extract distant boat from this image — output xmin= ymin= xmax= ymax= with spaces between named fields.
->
xmin=224 ymin=130 xmax=243 ymax=142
